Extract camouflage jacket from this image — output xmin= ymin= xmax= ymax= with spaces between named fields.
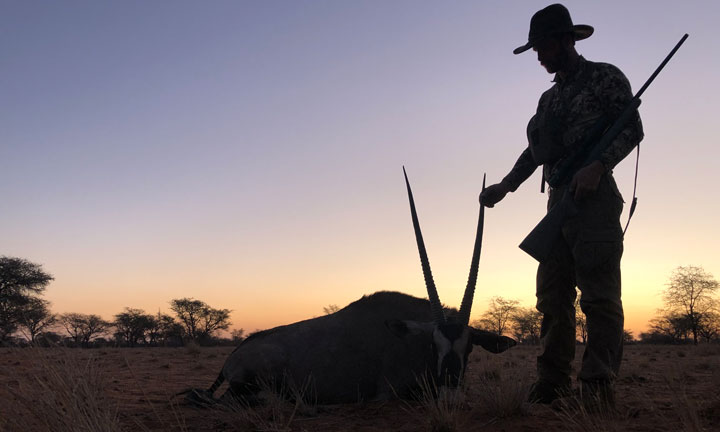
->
xmin=502 ymin=56 xmax=644 ymax=192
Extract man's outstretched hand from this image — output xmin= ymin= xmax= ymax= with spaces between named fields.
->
xmin=479 ymin=182 xmax=511 ymax=208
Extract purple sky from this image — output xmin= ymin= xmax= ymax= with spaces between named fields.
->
xmin=2 ymin=1 xmax=717 ymax=333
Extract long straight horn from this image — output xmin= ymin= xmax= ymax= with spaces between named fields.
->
xmin=403 ymin=167 xmax=445 ymax=325
xmin=458 ymin=173 xmax=486 ymax=325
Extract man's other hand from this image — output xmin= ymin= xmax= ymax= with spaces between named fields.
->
xmin=570 ymin=160 xmax=605 ymax=201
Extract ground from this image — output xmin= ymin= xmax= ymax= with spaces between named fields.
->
xmin=1 ymin=344 xmax=718 ymax=431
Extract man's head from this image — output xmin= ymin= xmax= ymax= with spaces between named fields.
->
xmin=533 ymin=32 xmax=576 ymax=74
xmin=514 ymin=4 xmax=592 ymax=73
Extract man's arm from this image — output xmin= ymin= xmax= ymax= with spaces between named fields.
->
xmin=480 ymin=148 xmax=538 ymax=207
xmin=570 ymin=64 xmax=644 ymax=200
xmin=596 ymin=64 xmax=645 ymax=170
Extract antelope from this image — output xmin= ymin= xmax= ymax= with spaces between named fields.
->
xmin=187 ymin=168 xmax=515 ymax=404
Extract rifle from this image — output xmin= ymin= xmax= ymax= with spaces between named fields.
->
xmin=519 ymin=34 xmax=688 ymax=262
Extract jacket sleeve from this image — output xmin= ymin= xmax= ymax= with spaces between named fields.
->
xmin=501 ymin=147 xmax=539 ymax=192
xmin=595 ymin=64 xmax=644 ymax=170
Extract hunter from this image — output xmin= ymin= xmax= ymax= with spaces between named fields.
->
xmin=480 ymin=4 xmax=643 ymax=409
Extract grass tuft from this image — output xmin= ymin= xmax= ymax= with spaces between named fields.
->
xmin=220 ymin=373 xmax=317 ymax=432
xmin=412 ymin=375 xmax=467 ymax=432
xmin=2 ymin=348 xmax=122 ymax=432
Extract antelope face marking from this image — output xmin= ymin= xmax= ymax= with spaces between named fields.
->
xmin=433 ymin=323 xmax=472 ymax=387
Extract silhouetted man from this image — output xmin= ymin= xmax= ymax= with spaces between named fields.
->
xmin=480 ymin=4 xmax=643 ymax=409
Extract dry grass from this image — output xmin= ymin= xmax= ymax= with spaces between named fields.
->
xmin=553 ymin=392 xmax=625 ymax=432
xmin=664 ymin=373 xmax=706 ymax=432
xmin=0 ymin=344 xmax=719 ymax=431
xmin=407 ymin=355 xmax=532 ymax=432
xmin=1 ymin=348 xmax=123 ymax=432
xmin=123 ymin=355 xmax=190 ymax=432
xmin=409 ymin=375 xmax=468 ymax=432
xmin=1 ymin=348 xmax=193 ymax=432
xmin=471 ymin=360 xmax=531 ymax=419
xmin=218 ymin=374 xmax=318 ymax=432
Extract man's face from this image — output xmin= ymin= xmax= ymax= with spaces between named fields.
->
xmin=533 ymin=36 xmax=568 ymax=74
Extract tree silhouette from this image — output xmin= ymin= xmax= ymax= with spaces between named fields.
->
xmin=0 ymin=256 xmax=54 ymax=342
xmin=114 ymin=308 xmax=155 ymax=347
xmin=644 ymin=313 xmax=692 ymax=343
xmin=662 ymin=266 xmax=718 ymax=345
xmin=323 ymin=304 xmax=340 ymax=315
xmin=170 ymin=298 xmax=231 ymax=343
xmin=231 ymin=328 xmax=246 ymax=343
xmin=476 ymin=297 xmax=520 ymax=336
xmin=17 ymin=297 xmax=56 ymax=344
xmin=511 ymin=306 xmax=542 ymax=344
xmin=59 ymin=313 xmax=110 ymax=347
xmin=697 ymin=311 xmax=720 ymax=342
xmin=147 ymin=311 xmax=184 ymax=346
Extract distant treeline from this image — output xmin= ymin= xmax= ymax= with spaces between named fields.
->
xmin=0 ymin=256 xmax=241 ymax=348
xmin=1 ymin=256 xmax=718 ymax=347
xmin=467 ymin=266 xmax=720 ymax=346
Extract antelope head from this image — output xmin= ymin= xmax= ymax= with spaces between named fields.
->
xmin=388 ymin=167 xmax=515 ymax=388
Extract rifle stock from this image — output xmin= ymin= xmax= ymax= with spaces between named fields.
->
xmin=518 ymin=192 xmax=578 ymax=261
xmin=519 ymin=34 xmax=688 ymax=262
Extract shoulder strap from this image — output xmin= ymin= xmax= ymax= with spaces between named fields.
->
xmin=623 ymin=143 xmax=640 ymax=235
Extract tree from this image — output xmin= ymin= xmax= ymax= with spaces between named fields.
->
xmin=231 ymin=328 xmax=246 ymax=343
xmin=662 ymin=266 xmax=719 ymax=345
xmin=323 ymin=304 xmax=340 ymax=315
xmin=170 ymin=298 xmax=231 ymax=343
xmin=147 ymin=312 xmax=184 ymax=346
xmin=645 ymin=313 xmax=693 ymax=344
xmin=17 ymin=297 xmax=56 ymax=344
xmin=35 ymin=331 xmax=63 ymax=347
xmin=512 ymin=307 xmax=542 ymax=344
xmin=114 ymin=308 xmax=155 ymax=347
xmin=477 ymin=297 xmax=520 ymax=336
xmin=59 ymin=313 xmax=110 ymax=347
xmin=697 ymin=311 xmax=720 ymax=342
xmin=0 ymin=257 xmax=54 ymax=342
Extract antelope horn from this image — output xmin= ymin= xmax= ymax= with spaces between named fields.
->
xmin=458 ymin=173 xmax=486 ymax=325
xmin=403 ymin=167 xmax=446 ymax=325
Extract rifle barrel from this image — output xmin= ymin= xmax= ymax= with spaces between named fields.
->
xmin=635 ymin=34 xmax=688 ymax=99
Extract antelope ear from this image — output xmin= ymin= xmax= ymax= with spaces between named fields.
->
xmin=385 ymin=320 xmax=435 ymax=338
xmin=469 ymin=328 xmax=517 ymax=353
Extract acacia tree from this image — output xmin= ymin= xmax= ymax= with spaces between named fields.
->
xmin=114 ymin=308 xmax=155 ymax=347
xmin=323 ymin=304 xmax=340 ymax=315
xmin=17 ymin=297 xmax=56 ymax=344
xmin=662 ymin=266 xmax=719 ymax=345
xmin=644 ymin=313 xmax=692 ymax=343
xmin=170 ymin=298 xmax=231 ymax=343
xmin=0 ymin=257 xmax=54 ymax=342
xmin=147 ymin=312 xmax=184 ymax=346
xmin=231 ymin=328 xmax=245 ymax=343
xmin=512 ymin=307 xmax=542 ymax=344
xmin=59 ymin=313 xmax=110 ymax=347
xmin=477 ymin=297 xmax=520 ymax=336
xmin=697 ymin=311 xmax=720 ymax=342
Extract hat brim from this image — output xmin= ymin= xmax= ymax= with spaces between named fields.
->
xmin=513 ymin=24 xmax=594 ymax=55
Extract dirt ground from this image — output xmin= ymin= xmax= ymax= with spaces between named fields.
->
xmin=1 ymin=344 xmax=719 ymax=431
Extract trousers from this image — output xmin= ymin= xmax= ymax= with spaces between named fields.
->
xmin=535 ymin=174 xmax=625 ymax=386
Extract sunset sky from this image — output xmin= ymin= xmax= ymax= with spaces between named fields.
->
xmin=2 ymin=1 xmax=717 ymax=336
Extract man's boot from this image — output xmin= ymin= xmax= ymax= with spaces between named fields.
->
xmin=527 ymin=379 xmax=571 ymax=404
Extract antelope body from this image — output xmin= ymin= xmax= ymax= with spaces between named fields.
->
xmin=188 ymin=169 xmax=516 ymax=405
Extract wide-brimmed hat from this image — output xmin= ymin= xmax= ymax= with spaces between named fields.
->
xmin=513 ymin=4 xmax=593 ymax=55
